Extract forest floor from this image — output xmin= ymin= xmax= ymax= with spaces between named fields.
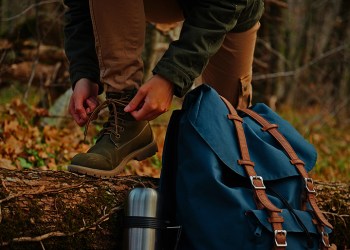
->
xmin=0 ymin=39 xmax=349 ymax=182
xmin=1 ymin=94 xmax=349 ymax=182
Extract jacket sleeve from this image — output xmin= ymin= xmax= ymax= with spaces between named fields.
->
xmin=63 ymin=0 xmax=104 ymax=94
xmin=153 ymin=0 xmax=248 ymax=97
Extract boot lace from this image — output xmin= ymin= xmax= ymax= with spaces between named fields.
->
xmin=83 ymin=97 xmax=130 ymax=141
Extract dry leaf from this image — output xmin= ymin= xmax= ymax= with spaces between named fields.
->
xmin=0 ymin=158 xmax=17 ymax=170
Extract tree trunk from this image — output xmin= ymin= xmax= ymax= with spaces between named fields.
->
xmin=0 ymin=169 xmax=349 ymax=249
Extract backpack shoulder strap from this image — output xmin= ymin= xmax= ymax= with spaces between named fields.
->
xmin=239 ymin=108 xmax=332 ymax=249
xmin=220 ymin=97 xmax=287 ymax=249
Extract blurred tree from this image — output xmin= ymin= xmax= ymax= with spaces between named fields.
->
xmin=254 ymin=0 xmax=350 ymax=120
xmin=0 ymin=0 xmax=349 ymax=120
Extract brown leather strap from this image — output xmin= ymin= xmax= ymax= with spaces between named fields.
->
xmin=221 ymin=97 xmax=281 ymax=213
xmin=221 ymin=97 xmax=287 ymax=249
xmin=239 ymin=108 xmax=333 ymax=230
xmin=270 ymin=212 xmax=288 ymax=250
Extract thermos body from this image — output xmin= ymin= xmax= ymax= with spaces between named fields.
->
xmin=125 ymin=188 xmax=159 ymax=250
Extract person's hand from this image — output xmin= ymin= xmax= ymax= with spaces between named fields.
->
xmin=69 ymin=78 xmax=99 ymax=126
xmin=124 ymin=75 xmax=174 ymax=121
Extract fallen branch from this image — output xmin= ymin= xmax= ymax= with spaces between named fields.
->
xmin=0 ymin=169 xmax=158 ymax=249
xmin=0 ymin=169 xmax=348 ymax=249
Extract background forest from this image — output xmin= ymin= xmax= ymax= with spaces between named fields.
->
xmin=0 ymin=0 xmax=349 ymax=182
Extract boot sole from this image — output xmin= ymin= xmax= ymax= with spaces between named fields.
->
xmin=67 ymin=140 xmax=158 ymax=178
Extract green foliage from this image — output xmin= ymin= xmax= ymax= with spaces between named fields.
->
xmin=17 ymin=157 xmax=32 ymax=169
xmin=150 ymin=154 xmax=162 ymax=169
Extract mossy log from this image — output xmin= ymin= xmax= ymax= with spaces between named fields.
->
xmin=0 ymin=169 xmax=349 ymax=249
xmin=0 ymin=169 xmax=158 ymax=250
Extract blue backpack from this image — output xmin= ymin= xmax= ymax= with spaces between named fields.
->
xmin=159 ymin=84 xmax=332 ymax=250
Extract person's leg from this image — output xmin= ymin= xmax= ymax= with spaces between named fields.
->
xmin=202 ymin=0 xmax=263 ymax=109
xmin=89 ymin=0 xmax=146 ymax=92
xmin=69 ymin=0 xmax=184 ymax=177
xmin=69 ymin=0 xmax=154 ymax=177
xmin=202 ymin=23 xmax=260 ymax=109
xmin=89 ymin=0 xmax=183 ymax=92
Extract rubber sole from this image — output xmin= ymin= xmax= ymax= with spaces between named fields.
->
xmin=67 ymin=140 xmax=158 ymax=178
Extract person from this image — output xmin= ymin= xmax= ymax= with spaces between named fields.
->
xmin=63 ymin=0 xmax=264 ymax=177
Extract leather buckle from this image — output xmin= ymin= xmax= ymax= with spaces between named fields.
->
xmin=250 ymin=176 xmax=266 ymax=190
xmin=304 ymin=178 xmax=316 ymax=193
xmin=321 ymin=231 xmax=331 ymax=248
xmin=274 ymin=230 xmax=287 ymax=247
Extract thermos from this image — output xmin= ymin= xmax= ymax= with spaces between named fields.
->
xmin=124 ymin=188 xmax=161 ymax=250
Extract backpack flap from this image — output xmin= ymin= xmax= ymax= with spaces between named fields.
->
xmin=182 ymin=84 xmax=317 ymax=181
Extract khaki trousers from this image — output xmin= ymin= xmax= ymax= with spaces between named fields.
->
xmin=89 ymin=0 xmax=260 ymax=108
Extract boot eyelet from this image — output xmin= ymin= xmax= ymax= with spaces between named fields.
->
xmin=116 ymin=134 xmax=121 ymax=139
xmin=120 ymin=127 xmax=125 ymax=132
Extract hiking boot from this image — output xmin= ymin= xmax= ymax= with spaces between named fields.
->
xmin=68 ymin=90 xmax=158 ymax=177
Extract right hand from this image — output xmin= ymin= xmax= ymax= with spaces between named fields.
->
xmin=68 ymin=78 xmax=99 ymax=126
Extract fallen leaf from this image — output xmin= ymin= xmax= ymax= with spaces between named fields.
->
xmin=0 ymin=158 xmax=17 ymax=170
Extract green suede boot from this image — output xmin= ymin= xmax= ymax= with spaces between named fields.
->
xmin=68 ymin=90 xmax=158 ymax=177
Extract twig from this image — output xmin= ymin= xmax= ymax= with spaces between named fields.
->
xmin=1 ymin=0 xmax=62 ymax=22
xmin=265 ymin=0 xmax=288 ymax=8
xmin=253 ymin=70 xmax=295 ymax=81
xmin=1 ymin=179 xmax=10 ymax=193
xmin=0 ymin=204 xmax=2 ymax=224
xmin=322 ymin=211 xmax=349 ymax=225
xmin=0 ymin=185 xmax=45 ymax=204
xmin=315 ymin=181 xmax=348 ymax=187
xmin=253 ymin=44 xmax=349 ymax=81
xmin=24 ymin=0 xmax=42 ymax=101
xmin=1 ymin=206 xmax=122 ymax=246
xmin=0 ymin=50 xmax=8 ymax=66
xmin=40 ymin=240 xmax=46 ymax=250
xmin=0 ymin=182 xmax=87 ymax=204
xmin=323 ymin=212 xmax=350 ymax=218
xmin=256 ymin=38 xmax=291 ymax=66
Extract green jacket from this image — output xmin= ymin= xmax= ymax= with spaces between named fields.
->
xmin=64 ymin=0 xmax=263 ymax=97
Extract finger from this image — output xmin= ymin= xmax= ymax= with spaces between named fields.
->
xmin=131 ymin=104 xmax=164 ymax=121
xmin=124 ymin=89 xmax=147 ymax=112
xmin=69 ymin=99 xmax=85 ymax=126
xmin=131 ymin=110 xmax=159 ymax=121
xmin=69 ymin=94 xmax=89 ymax=126
xmin=74 ymin=97 xmax=88 ymax=122
xmin=85 ymin=97 xmax=99 ymax=114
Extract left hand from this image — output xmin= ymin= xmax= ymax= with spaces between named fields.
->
xmin=124 ymin=75 xmax=174 ymax=121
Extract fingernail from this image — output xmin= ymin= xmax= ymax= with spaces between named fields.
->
xmin=124 ymin=105 xmax=130 ymax=112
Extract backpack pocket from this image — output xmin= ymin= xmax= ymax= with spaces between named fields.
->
xmin=246 ymin=209 xmax=332 ymax=249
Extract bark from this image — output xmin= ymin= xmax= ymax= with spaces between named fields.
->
xmin=0 ymin=169 xmax=158 ymax=250
xmin=0 ymin=169 xmax=349 ymax=249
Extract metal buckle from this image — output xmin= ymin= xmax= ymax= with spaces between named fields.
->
xmin=274 ymin=230 xmax=287 ymax=247
xmin=250 ymin=176 xmax=266 ymax=190
xmin=321 ymin=232 xmax=331 ymax=248
xmin=304 ymin=178 xmax=316 ymax=193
